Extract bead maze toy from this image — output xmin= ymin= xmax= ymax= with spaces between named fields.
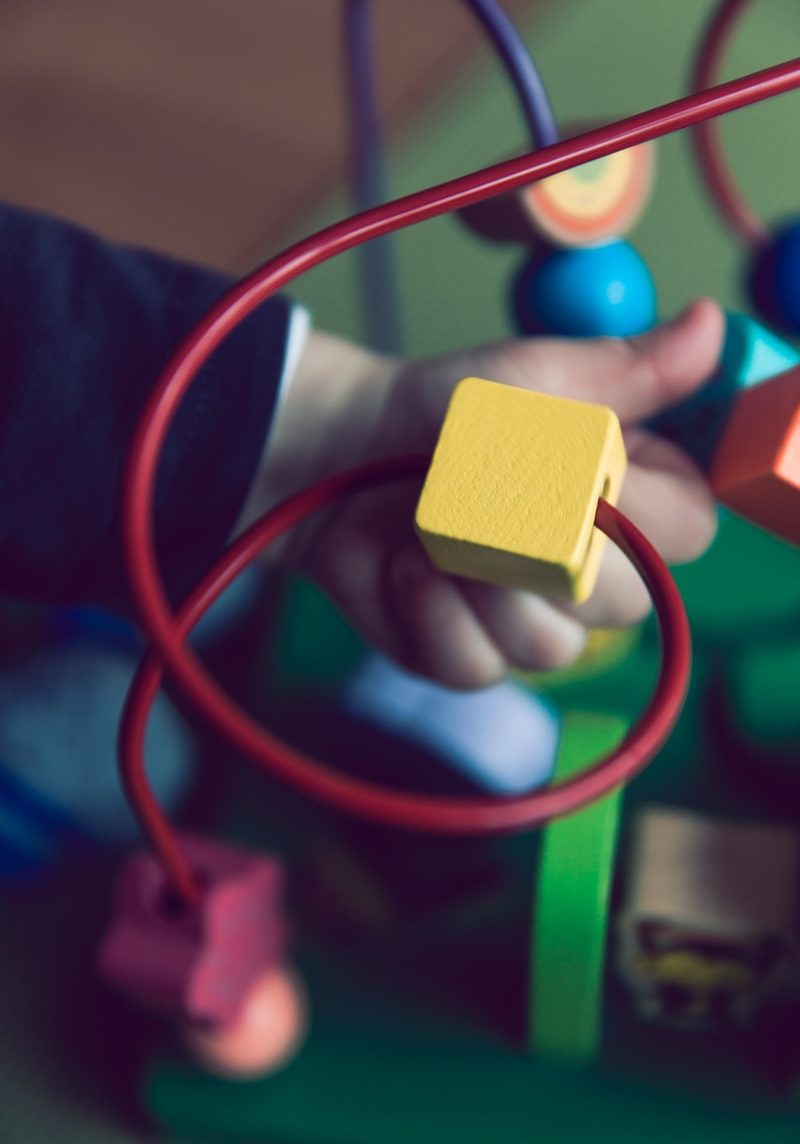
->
xmin=109 ymin=6 xmax=800 ymax=1134
xmin=12 ymin=0 xmax=793 ymax=1139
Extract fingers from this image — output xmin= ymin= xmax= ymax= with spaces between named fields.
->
xmin=387 ymin=546 xmax=594 ymax=689
xmin=457 ymin=579 xmax=587 ymax=672
xmin=303 ymin=434 xmax=717 ymax=688
xmin=301 ymin=489 xmax=416 ymax=668
xmin=511 ymin=298 xmax=724 ymax=422
xmin=298 ymin=300 xmax=725 ymax=688
xmin=305 ymin=485 xmax=592 ymax=689
xmin=388 ymin=544 xmax=507 ymax=688
xmin=417 ymin=298 xmax=725 ymax=430
xmin=556 ymin=542 xmax=651 ymax=629
xmin=620 ymin=429 xmax=718 ymax=563
xmin=553 ymin=430 xmax=718 ymax=629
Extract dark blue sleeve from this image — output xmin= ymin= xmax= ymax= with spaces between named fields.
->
xmin=0 ymin=202 xmax=291 ymax=609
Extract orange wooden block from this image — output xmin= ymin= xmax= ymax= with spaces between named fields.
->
xmin=710 ymin=365 xmax=800 ymax=547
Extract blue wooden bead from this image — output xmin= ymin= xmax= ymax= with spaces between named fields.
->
xmin=512 ymin=239 xmax=657 ymax=338
xmin=749 ymin=218 xmax=800 ymax=334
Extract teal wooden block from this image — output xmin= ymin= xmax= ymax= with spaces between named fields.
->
xmin=649 ymin=312 xmax=800 ymax=471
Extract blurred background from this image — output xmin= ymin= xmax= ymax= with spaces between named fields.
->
xmin=0 ymin=0 xmax=539 ymax=272
xmin=0 ymin=2 xmax=797 ymax=1142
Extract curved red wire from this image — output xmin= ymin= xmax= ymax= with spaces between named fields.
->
xmin=693 ymin=0 xmax=772 ymax=246
xmin=121 ymin=57 xmax=800 ymax=902
xmin=120 ymin=459 xmax=690 ymax=904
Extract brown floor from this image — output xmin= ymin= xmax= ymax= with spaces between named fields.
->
xmin=0 ymin=0 xmax=540 ymax=273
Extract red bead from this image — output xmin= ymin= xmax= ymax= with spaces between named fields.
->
xmin=98 ymin=835 xmax=287 ymax=1027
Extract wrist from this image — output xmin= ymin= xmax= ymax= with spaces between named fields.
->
xmin=233 ymin=328 xmax=399 ymax=562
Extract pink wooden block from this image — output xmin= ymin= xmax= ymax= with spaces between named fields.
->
xmin=98 ymin=834 xmax=288 ymax=1028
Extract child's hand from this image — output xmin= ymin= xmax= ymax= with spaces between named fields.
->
xmin=239 ymin=299 xmax=724 ymax=688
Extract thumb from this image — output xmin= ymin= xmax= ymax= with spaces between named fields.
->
xmin=483 ymin=298 xmax=725 ymax=425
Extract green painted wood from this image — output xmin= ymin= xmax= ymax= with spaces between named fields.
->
xmin=530 ymin=713 xmax=627 ymax=1062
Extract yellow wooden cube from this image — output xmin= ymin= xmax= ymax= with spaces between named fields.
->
xmin=414 ymin=377 xmax=627 ymax=603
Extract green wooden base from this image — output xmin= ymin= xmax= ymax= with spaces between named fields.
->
xmin=530 ymin=713 xmax=627 ymax=1063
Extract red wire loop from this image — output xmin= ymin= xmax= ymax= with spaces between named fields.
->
xmin=120 ymin=56 xmax=800 ymax=904
xmin=120 ymin=459 xmax=691 ymax=905
xmin=693 ymin=0 xmax=776 ymax=247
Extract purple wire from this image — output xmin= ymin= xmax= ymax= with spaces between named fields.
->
xmin=343 ymin=0 xmax=403 ymax=353
xmin=463 ymin=0 xmax=559 ymax=147
xmin=343 ymin=0 xmax=558 ymax=351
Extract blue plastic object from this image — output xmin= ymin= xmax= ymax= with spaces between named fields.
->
xmin=50 ymin=567 xmax=265 ymax=652
xmin=512 ymin=239 xmax=657 ymax=338
xmin=0 ymin=645 xmax=195 ymax=863
xmin=749 ymin=218 xmax=800 ymax=335
xmin=648 ymin=311 xmax=800 ymax=470
xmin=0 ymin=761 xmax=87 ymax=878
xmin=344 ymin=653 xmax=561 ymax=795
xmin=51 ymin=605 xmax=139 ymax=652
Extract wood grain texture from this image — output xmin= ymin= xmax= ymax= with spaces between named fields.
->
xmin=415 ymin=377 xmax=627 ymax=601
